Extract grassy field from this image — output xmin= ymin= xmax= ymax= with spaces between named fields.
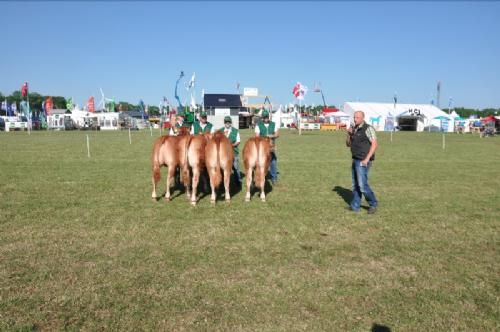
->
xmin=0 ymin=128 xmax=499 ymax=331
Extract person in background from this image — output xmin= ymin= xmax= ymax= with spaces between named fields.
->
xmin=191 ymin=112 xmax=214 ymax=135
xmin=221 ymin=116 xmax=242 ymax=186
xmin=255 ymin=110 xmax=279 ymax=184
xmin=169 ymin=111 xmax=186 ymax=136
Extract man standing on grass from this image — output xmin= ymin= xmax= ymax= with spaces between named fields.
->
xmin=346 ymin=111 xmax=378 ymax=214
xmin=255 ymin=110 xmax=279 ymax=184
xmin=221 ymin=116 xmax=242 ymax=187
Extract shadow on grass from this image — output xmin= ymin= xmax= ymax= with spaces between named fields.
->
xmin=371 ymin=323 xmax=391 ymax=332
xmin=332 ymin=186 xmax=352 ymax=205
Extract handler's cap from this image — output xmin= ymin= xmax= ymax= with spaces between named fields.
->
xmin=261 ymin=110 xmax=270 ymax=118
xmin=224 ymin=116 xmax=232 ymax=123
xmin=200 ymin=112 xmax=207 ymax=118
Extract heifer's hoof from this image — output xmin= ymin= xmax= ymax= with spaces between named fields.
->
xmin=210 ymin=199 xmax=216 ymax=204
xmin=164 ymin=197 xmax=171 ymax=202
xmin=190 ymin=201 xmax=197 ymax=206
xmin=225 ymin=199 xmax=231 ymax=204
xmin=245 ymin=197 xmax=250 ymax=202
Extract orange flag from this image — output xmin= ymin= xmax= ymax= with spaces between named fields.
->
xmin=45 ymin=97 xmax=53 ymax=115
xmin=87 ymin=97 xmax=95 ymax=113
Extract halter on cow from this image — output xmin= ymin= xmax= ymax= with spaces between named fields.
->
xmin=242 ymin=137 xmax=271 ymax=202
xmin=205 ymin=131 xmax=234 ymax=204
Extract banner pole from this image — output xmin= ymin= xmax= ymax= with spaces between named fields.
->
xmin=86 ymin=134 xmax=90 ymax=158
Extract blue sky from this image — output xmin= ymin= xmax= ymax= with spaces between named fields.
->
xmin=1 ymin=1 xmax=499 ymax=109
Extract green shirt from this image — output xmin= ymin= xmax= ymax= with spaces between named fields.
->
xmin=192 ymin=121 xmax=213 ymax=134
xmin=220 ymin=127 xmax=240 ymax=155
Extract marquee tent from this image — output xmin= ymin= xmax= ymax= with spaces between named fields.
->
xmin=343 ymin=102 xmax=454 ymax=132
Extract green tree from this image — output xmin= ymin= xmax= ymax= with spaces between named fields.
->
xmin=148 ymin=105 xmax=160 ymax=116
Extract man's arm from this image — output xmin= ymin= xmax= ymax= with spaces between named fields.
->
xmin=346 ymin=127 xmax=353 ymax=147
xmin=362 ymin=139 xmax=378 ymax=165
xmin=254 ymin=125 xmax=260 ymax=137
xmin=234 ymin=132 xmax=241 ymax=147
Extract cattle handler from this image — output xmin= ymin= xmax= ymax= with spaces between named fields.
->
xmin=255 ymin=110 xmax=279 ymax=184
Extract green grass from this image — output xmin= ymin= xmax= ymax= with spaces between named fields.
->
xmin=0 ymin=129 xmax=499 ymax=331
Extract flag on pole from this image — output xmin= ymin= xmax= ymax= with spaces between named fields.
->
xmin=292 ymin=82 xmax=308 ymax=100
xmin=393 ymin=92 xmax=397 ymax=109
xmin=66 ymin=97 xmax=73 ymax=110
xmin=186 ymin=72 xmax=195 ymax=90
xmin=87 ymin=97 xmax=95 ymax=113
xmin=437 ymin=81 xmax=441 ymax=93
xmin=44 ymin=97 xmax=53 ymax=116
xmin=21 ymin=82 xmax=28 ymax=97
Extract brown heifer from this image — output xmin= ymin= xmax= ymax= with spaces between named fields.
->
xmin=184 ymin=132 xmax=211 ymax=205
xmin=205 ymin=131 xmax=234 ymax=204
xmin=242 ymin=137 xmax=271 ymax=202
xmin=151 ymin=127 xmax=190 ymax=201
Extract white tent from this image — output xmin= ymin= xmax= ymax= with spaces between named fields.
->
xmin=343 ymin=102 xmax=453 ymax=132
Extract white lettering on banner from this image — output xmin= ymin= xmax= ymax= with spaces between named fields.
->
xmin=243 ymin=88 xmax=258 ymax=97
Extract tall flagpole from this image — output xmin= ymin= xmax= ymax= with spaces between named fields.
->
xmin=298 ymin=99 xmax=302 ymax=136
xmin=27 ymin=87 xmax=31 ymax=135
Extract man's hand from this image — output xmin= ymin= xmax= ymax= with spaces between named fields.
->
xmin=361 ymin=159 xmax=369 ymax=167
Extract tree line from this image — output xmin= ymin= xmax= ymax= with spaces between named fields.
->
xmin=0 ymin=90 xmax=159 ymax=115
xmin=1 ymin=90 xmax=498 ymax=118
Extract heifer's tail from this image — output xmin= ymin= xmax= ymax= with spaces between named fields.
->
xmin=152 ymin=136 xmax=169 ymax=183
xmin=254 ymin=138 xmax=264 ymax=187
xmin=181 ymin=136 xmax=192 ymax=186
xmin=212 ymin=133 xmax=223 ymax=188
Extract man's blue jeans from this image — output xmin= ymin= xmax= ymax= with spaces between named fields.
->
xmin=350 ymin=159 xmax=378 ymax=211
xmin=233 ymin=155 xmax=242 ymax=184
xmin=269 ymin=151 xmax=278 ymax=183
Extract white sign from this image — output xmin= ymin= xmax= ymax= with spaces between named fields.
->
xmin=243 ymin=87 xmax=258 ymax=97
xmin=215 ymin=108 xmax=231 ymax=116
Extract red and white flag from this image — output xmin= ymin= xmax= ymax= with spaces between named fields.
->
xmin=21 ymin=82 xmax=28 ymax=97
xmin=292 ymin=82 xmax=308 ymax=100
xmin=45 ymin=96 xmax=53 ymax=115
xmin=87 ymin=97 xmax=95 ymax=113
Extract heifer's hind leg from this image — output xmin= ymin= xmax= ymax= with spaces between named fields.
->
xmin=209 ymin=167 xmax=217 ymax=204
xmin=165 ymin=165 xmax=176 ymax=201
xmin=245 ymin=167 xmax=252 ymax=202
xmin=152 ymin=176 xmax=158 ymax=200
xmin=258 ymin=166 xmax=266 ymax=202
xmin=224 ymin=166 xmax=231 ymax=203
xmin=190 ymin=166 xmax=200 ymax=206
